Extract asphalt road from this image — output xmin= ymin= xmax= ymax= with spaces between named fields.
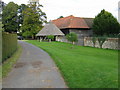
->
xmin=2 ymin=41 xmax=67 ymax=88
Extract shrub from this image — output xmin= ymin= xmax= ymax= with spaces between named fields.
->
xmin=46 ymin=35 xmax=54 ymax=42
xmin=2 ymin=32 xmax=17 ymax=62
xmin=66 ymin=32 xmax=78 ymax=44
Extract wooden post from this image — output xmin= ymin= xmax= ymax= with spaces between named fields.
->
xmin=40 ymin=37 xmax=42 ymax=42
xmin=55 ymin=36 xmax=57 ymax=41
xmin=39 ymin=37 xmax=40 ymax=42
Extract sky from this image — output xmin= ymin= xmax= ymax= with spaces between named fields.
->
xmin=3 ymin=0 xmax=120 ymax=21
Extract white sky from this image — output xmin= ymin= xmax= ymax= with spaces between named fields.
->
xmin=3 ymin=0 xmax=120 ymax=21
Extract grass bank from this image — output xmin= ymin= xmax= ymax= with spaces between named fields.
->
xmin=2 ymin=44 xmax=22 ymax=78
xmin=26 ymin=40 xmax=118 ymax=88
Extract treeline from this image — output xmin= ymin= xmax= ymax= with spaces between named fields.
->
xmin=1 ymin=1 xmax=47 ymax=62
xmin=2 ymin=2 xmax=47 ymax=39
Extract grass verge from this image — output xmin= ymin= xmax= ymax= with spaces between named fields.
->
xmin=26 ymin=40 xmax=118 ymax=88
xmin=2 ymin=44 xmax=22 ymax=78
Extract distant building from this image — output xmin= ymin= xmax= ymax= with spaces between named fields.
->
xmin=36 ymin=15 xmax=94 ymax=46
xmin=36 ymin=22 xmax=64 ymax=41
xmin=52 ymin=15 xmax=94 ymax=46
xmin=118 ymin=1 xmax=120 ymax=23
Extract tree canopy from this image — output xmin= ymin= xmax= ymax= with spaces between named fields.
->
xmin=20 ymin=3 xmax=47 ymax=39
xmin=2 ymin=2 xmax=18 ymax=33
xmin=92 ymin=9 xmax=120 ymax=36
xmin=58 ymin=16 xmax=64 ymax=19
xmin=18 ymin=4 xmax=28 ymax=30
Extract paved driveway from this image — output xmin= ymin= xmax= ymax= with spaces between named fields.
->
xmin=3 ymin=41 xmax=67 ymax=88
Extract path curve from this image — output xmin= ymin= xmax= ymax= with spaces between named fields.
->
xmin=3 ymin=41 xmax=67 ymax=88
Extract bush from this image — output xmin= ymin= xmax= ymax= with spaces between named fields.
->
xmin=46 ymin=35 xmax=54 ymax=42
xmin=2 ymin=32 xmax=17 ymax=62
xmin=66 ymin=32 xmax=78 ymax=44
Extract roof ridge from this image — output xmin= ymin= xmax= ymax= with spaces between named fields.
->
xmin=52 ymin=15 xmax=74 ymax=21
xmin=81 ymin=17 xmax=94 ymax=19
xmin=52 ymin=15 xmax=93 ymax=29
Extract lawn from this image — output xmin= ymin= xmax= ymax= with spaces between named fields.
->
xmin=26 ymin=40 xmax=118 ymax=88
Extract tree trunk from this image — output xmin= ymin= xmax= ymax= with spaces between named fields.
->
xmin=49 ymin=39 xmax=51 ymax=42
xmin=40 ymin=37 xmax=42 ymax=42
xmin=38 ymin=37 xmax=40 ymax=42
xmin=32 ymin=35 xmax=34 ymax=40
xmin=72 ymin=41 xmax=75 ymax=45
xmin=100 ymin=43 xmax=102 ymax=48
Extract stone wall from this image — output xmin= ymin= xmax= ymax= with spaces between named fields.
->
xmin=69 ymin=29 xmax=93 ymax=46
xmin=56 ymin=36 xmax=68 ymax=42
xmin=84 ymin=37 xmax=120 ymax=50
xmin=56 ymin=29 xmax=93 ymax=46
xmin=56 ymin=36 xmax=80 ymax=45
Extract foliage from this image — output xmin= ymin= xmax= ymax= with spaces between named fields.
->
xmin=2 ymin=32 xmax=17 ymax=62
xmin=46 ymin=35 xmax=54 ymax=42
xmin=98 ymin=36 xmax=107 ymax=48
xmin=58 ymin=16 xmax=64 ymax=19
xmin=66 ymin=32 xmax=78 ymax=44
xmin=0 ymin=21 xmax=1 ymax=67
xmin=18 ymin=4 xmax=28 ymax=31
xmin=92 ymin=37 xmax=97 ymax=47
xmin=0 ymin=1 xmax=6 ymax=21
xmin=93 ymin=9 xmax=120 ymax=36
xmin=20 ymin=3 xmax=47 ymax=39
xmin=2 ymin=45 xmax=22 ymax=78
xmin=26 ymin=40 xmax=118 ymax=88
xmin=0 ymin=22 xmax=3 ymax=32
xmin=2 ymin=2 xmax=19 ymax=33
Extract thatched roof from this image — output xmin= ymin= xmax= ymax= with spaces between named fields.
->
xmin=36 ymin=22 xmax=64 ymax=36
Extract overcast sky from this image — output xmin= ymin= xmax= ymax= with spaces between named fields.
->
xmin=3 ymin=0 xmax=120 ymax=21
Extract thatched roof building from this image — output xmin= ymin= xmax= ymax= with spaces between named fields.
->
xmin=36 ymin=22 xmax=64 ymax=36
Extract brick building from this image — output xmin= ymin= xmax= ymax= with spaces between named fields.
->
xmin=52 ymin=15 xmax=94 ymax=46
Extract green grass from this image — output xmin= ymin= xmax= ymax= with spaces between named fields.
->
xmin=26 ymin=40 xmax=118 ymax=88
xmin=2 ymin=44 xmax=22 ymax=78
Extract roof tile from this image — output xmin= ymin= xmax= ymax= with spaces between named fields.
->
xmin=52 ymin=15 xmax=90 ymax=29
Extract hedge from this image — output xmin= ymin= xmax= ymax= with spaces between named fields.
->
xmin=2 ymin=32 xmax=17 ymax=62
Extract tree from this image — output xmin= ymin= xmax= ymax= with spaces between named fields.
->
xmin=2 ymin=2 xmax=18 ymax=33
xmin=92 ymin=37 xmax=97 ymax=47
xmin=66 ymin=32 xmax=78 ymax=45
xmin=0 ymin=1 xmax=6 ymax=21
xmin=47 ymin=35 xmax=54 ymax=42
xmin=58 ymin=16 xmax=64 ymax=19
xmin=93 ymin=9 xmax=120 ymax=36
xmin=98 ymin=36 xmax=107 ymax=48
xmin=18 ymin=4 xmax=28 ymax=30
xmin=20 ymin=3 xmax=47 ymax=39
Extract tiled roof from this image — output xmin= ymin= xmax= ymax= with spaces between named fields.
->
xmin=83 ymin=18 xmax=94 ymax=28
xmin=52 ymin=15 xmax=93 ymax=29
